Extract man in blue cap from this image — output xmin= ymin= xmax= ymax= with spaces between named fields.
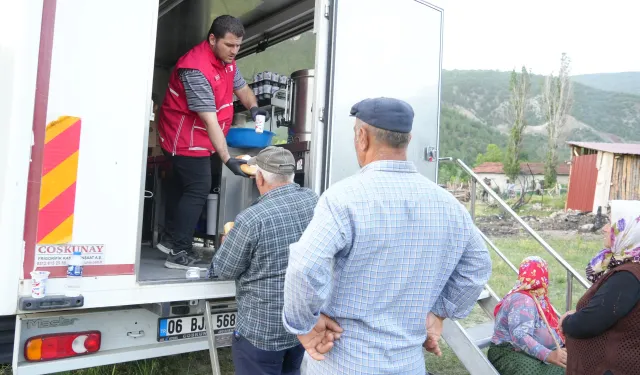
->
xmin=282 ymin=97 xmax=491 ymax=375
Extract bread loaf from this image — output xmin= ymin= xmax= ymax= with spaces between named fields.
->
xmin=223 ymin=222 xmax=234 ymax=235
xmin=240 ymin=163 xmax=257 ymax=176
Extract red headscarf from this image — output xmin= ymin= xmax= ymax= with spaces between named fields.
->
xmin=494 ymin=256 xmax=564 ymax=342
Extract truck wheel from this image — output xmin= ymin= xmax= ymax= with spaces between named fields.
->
xmin=0 ymin=315 xmax=15 ymax=364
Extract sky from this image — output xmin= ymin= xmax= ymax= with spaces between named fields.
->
xmin=430 ymin=0 xmax=640 ymax=75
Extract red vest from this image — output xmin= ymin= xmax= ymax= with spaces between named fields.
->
xmin=157 ymin=41 xmax=236 ymax=157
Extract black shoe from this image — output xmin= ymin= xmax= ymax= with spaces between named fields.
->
xmin=164 ymin=251 xmax=209 ymax=271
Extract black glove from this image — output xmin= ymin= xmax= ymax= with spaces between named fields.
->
xmin=250 ymin=106 xmax=269 ymax=121
xmin=225 ymin=157 xmax=248 ymax=177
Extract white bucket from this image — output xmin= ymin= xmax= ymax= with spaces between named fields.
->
xmin=30 ymin=271 xmax=50 ymax=299
xmin=206 ymin=194 xmax=219 ymax=236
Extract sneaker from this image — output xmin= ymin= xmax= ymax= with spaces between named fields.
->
xmin=164 ymin=251 xmax=209 ymax=271
xmin=156 ymin=241 xmax=174 ymax=255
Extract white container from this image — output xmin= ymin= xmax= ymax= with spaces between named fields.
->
xmin=65 ymin=251 xmax=84 ymax=297
xmin=206 ymin=194 xmax=219 ymax=236
xmin=30 ymin=271 xmax=50 ymax=298
xmin=254 ymin=114 xmax=265 ymax=134
xmin=185 ymin=268 xmax=201 ymax=279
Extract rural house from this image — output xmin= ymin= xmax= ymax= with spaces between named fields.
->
xmin=565 ymin=141 xmax=640 ymax=213
xmin=472 ymin=162 xmax=570 ymax=193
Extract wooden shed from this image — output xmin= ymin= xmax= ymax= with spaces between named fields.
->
xmin=565 ymin=141 xmax=640 ymax=213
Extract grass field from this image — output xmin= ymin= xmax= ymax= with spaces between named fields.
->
xmin=472 ymin=193 xmax=568 ymax=218
xmin=3 ymin=232 xmax=601 ymax=375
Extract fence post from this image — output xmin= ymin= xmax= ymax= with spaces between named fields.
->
xmin=565 ymin=270 xmax=573 ymax=312
xmin=470 ymin=179 xmax=477 ymax=222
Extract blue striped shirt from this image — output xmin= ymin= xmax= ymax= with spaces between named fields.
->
xmin=283 ymin=160 xmax=492 ymax=375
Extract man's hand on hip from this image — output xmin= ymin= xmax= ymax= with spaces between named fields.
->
xmin=423 ymin=312 xmax=444 ymax=357
xmin=225 ymin=157 xmax=248 ymax=177
xmin=297 ymin=314 xmax=343 ymax=361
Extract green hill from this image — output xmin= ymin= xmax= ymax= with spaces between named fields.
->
xmin=572 ymin=72 xmax=640 ymax=96
xmin=441 ymin=70 xmax=640 ymax=142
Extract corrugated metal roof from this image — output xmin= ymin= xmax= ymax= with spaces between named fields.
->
xmin=566 ymin=141 xmax=640 ymax=155
xmin=473 ymin=162 xmax=570 ymax=175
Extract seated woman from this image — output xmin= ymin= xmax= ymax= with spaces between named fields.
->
xmin=488 ymin=256 xmax=566 ymax=375
xmin=562 ymin=214 xmax=640 ymax=375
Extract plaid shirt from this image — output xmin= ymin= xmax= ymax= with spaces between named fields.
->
xmin=208 ymin=183 xmax=318 ymax=351
xmin=283 ymin=161 xmax=492 ymax=375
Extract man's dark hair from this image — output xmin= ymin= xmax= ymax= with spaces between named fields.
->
xmin=209 ymin=15 xmax=245 ymax=39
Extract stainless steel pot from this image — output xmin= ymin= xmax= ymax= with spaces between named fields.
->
xmin=289 ymin=69 xmax=314 ymax=142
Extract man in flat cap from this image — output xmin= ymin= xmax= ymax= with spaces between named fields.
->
xmin=282 ymin=98 xmax=491 ymax=375
xmin=208 ymin=146 xmax=318 ymax=375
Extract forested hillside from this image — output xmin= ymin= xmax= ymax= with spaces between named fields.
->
xmin=441 ymin=70 xmax=640 ymax=142
xmin=573 ymin=72 xmax=640 ymax=96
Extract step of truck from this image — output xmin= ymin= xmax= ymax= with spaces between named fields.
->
xmin=477 ymin=289 xmax=490 ymax=301
xmin=442 ymin=319 xmax=499 ymax=375
xmin=465 ymin=322 xmax=495 ymax=349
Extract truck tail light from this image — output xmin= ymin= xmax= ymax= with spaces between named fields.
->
xmin=25 ymin=331 xmax=101 ymax=362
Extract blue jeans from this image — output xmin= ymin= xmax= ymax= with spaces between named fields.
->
xmin=232 ymin=332 xmax=305 ymax=375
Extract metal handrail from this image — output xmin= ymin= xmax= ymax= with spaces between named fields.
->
xmin=449 ymin=159 xmax=590 ymax=311
xmin=478 ymin=231 xmax=519 ymax=276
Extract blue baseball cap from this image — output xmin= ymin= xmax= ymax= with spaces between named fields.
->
xmin=349 ymin=97 xmax=414 ymax=133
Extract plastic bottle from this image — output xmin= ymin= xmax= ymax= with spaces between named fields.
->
xmin=65 ymin=251 xmax=84 ymax=297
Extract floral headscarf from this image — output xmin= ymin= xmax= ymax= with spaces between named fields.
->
xmin=494 ymin=256 xmax=563 ymax=341
xmin=586 ymin=215 xmax=640 ymax=283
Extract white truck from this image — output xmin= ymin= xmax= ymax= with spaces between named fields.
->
xmin=0 ymin=0 xmax=443 ymax=373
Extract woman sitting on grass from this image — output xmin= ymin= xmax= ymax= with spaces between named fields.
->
xmin=488 ymin=256 xmax=566 ymax=375
xmin=562 ymin=214 xmax=640 ymax=375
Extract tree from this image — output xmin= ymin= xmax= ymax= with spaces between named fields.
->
xmin=475 ymin=144 xmax=504 ymax=166
xmin=504 ymin=66 xmax=530 ymax=180
xmin=542 ymin=53 xmax=573 ymax=187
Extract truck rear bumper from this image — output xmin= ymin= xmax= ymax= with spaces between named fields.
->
xmin=13 ymin=300 xmax=236 ymax=375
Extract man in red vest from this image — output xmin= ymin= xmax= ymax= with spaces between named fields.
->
xmin=156 ymin=15 xmax=266 ymax=270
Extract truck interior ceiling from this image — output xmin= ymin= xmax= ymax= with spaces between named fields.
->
xmin=139 ymin=0 xmax=317 ymax=283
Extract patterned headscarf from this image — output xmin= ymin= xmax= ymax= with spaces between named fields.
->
xmin=494 ymin=256 xmax=562 ymax=341
xmin=586 ymin=215 xmax=640 ymax=283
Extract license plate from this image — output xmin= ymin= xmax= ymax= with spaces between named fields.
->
xmin=157 ymin=312 xmax=236 ymax=342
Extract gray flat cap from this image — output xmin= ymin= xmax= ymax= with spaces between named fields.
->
xmin=248 ymin=146 xmax=296 ymax=175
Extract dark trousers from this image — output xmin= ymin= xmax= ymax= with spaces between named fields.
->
xmin=232 ymin=333 xmax=305 ymax=375
xmin=163 ymin=150 xmax=211 ymax=251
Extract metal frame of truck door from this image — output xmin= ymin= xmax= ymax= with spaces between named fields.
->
xmin=308 ymin=0 xmax=332 ymax=194
xmin=320 ymin=0 xmax=443 ymax=187
xmin=137 ymin=1 xmax=318 ymax=281
xmin=21 ymin=0 xmax=57 ymax=282
xmin=134 ymin=1 xmax=161 ymax=282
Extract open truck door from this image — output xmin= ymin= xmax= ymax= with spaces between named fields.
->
xmin=315 ymin=0 xmax=443 ymax=188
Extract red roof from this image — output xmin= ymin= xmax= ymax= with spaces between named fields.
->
xmin=473 ymin=162 xmax=570 ymax=175
xmin=566 ymin=141 xmax=640 ymax=156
